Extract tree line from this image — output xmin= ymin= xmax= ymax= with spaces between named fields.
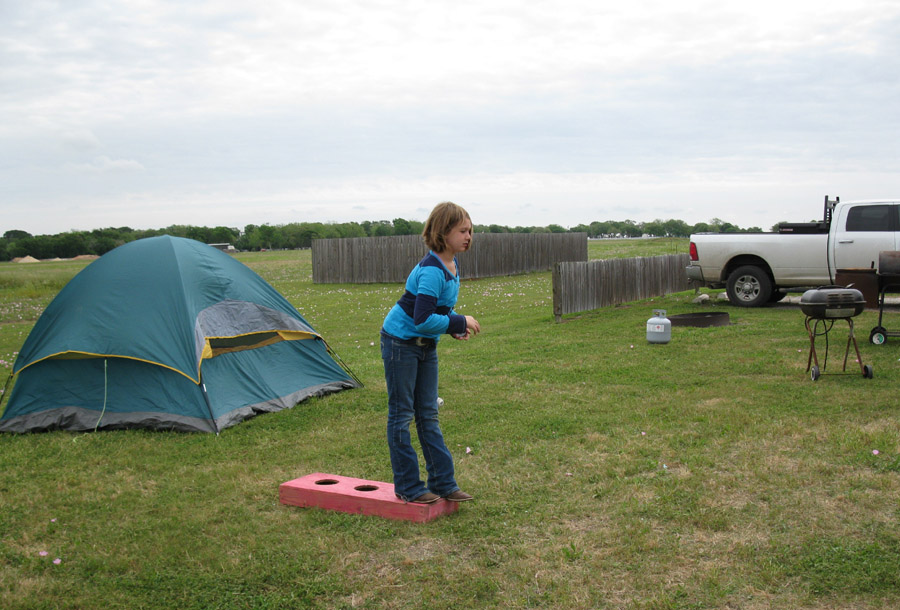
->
xmin=0 ymin=217 xmax=763 ymax=262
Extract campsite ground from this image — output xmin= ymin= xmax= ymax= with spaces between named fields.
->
xmin=1 ymin=239 xmax=899 ymax=609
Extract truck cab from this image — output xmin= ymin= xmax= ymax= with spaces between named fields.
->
xmin=830 ymin=202 xmax=900 ymax=271
xmin=687 ymin=198 xmax=900 ymax=307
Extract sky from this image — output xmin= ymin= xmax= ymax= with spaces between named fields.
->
xmin=2 ymin=0 xmax=900 ymax=236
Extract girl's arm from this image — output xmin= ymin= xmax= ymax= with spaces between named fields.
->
xmin=411 ymin=271 xmax=467 ymax=336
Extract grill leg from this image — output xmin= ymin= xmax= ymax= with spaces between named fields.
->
xmin=846 ymin=318 xmax=867 ymax=374
xmin=805 ymin=317 xmax=819 ymax=372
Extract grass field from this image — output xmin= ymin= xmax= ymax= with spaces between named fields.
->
xmin=1 ymin=238 xmax=899 ymax=609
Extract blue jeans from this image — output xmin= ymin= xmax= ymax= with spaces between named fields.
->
xmin=381 ymin=332 xmax=459 ymax=501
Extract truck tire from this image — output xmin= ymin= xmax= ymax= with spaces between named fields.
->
xmin=726 ymin=265 xmax=772 ymax=307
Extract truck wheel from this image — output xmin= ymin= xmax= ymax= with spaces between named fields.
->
xmin=726 ymin=265 xmax=773 ymax=307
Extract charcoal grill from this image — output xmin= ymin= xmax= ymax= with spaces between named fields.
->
xmin=869 ymin=251 xmax=900 ymax=345
xmin=801 ymin=286 xmax=873 ymax=381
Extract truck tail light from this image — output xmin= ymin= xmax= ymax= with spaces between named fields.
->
xmin=689 ymin=241 xmax=699 ymax=261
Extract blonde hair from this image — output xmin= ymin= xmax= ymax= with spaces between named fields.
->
xmin=422 ymin=201 xmax=471 ymax=252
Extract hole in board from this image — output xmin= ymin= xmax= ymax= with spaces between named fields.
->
xmin=354 ymin=485 xmax=379 ymax=492
xmin=315 ymin=479 xmax=339 ymax=485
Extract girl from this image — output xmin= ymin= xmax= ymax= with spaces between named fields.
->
xmin=380 ymin=202 xmax=481 ymax=504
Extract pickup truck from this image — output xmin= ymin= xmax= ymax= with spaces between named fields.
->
xmin=686 ymin=197 xmax=900 ymax=307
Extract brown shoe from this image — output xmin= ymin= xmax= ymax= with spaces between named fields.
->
xmin=444 ymin=490 xmax=473 ymax=502
xmin=409 ymin=492 xmax=440 ymax=504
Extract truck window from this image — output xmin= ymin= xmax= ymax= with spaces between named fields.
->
xmin=845 ymin=205 xmax=894 ymax=231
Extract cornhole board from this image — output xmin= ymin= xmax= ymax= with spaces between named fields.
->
xmin=279 ymin=473 xmax=459 ymax=523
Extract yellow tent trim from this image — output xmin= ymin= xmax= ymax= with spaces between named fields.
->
xmin=14 ymin=331 xmax=321 ymax=386
xmin=15 ymin=351 xmax=202 ymax=384
xmin=199 ymin=330 xmax=320 ymax=360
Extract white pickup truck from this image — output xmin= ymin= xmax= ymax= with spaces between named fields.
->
xmin=686 ymin=197 xmax=900 ymax=307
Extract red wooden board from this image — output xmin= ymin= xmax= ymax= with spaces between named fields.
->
xmin=279 ymin=473 xmax=459 ymax=523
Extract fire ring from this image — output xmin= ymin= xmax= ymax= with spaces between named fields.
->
xmin=668 ymin=312 xmax=730 ymax=327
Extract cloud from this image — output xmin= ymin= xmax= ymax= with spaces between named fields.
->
xmin=66 ymin=156 xmax=145 ymax=173
xmin=2 ymin=1 xmax=900 ymax=235
xmin=60 ymin=128 xmax=102 ymax=152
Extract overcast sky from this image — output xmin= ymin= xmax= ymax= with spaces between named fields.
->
xmin=2 ymin=1 xmax=899 ymax=236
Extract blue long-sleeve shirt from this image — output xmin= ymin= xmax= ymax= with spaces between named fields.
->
xmin=381 ymin=252 xmax=467 ymax=341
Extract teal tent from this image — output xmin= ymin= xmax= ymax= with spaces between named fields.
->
xmin=0 ymin=236 xmax=360 ymax=433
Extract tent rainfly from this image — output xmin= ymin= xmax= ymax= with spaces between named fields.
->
xmin=0 ymin=236 xmax=360 ymax=433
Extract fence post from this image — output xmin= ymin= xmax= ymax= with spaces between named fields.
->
xmin=552 ymin=263 xmax=563 ymax=323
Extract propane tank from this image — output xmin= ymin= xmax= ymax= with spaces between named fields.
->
xmin=646 ymin=309 xmax=671 ymax=344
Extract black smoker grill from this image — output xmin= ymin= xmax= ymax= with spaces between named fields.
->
xmin=800 ymin=286 xmax=873 ymax=381
xmin=869 ymin=251 xmax=900 ymax=345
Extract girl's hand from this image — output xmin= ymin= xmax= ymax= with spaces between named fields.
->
xmin=465 ymin=315 xmax=481 ymax=336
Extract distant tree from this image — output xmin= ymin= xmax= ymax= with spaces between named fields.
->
xmin=89 ymin=235 xmax=118 ymax=255
xmin=235 ymin=224 xmax=257 ymax=250
xmin=337 ymin=222 xmax=367 ymax=238
xmin=392 ymin=218 xmax=412 ymax=235
xmin=162 ymin=225 xmax=190 ymax=239
xmin=279 ymin=224 xmax=305 ymax=249
xmin=185 ymin=226 xmax=210 ymax=243
xmin=663 ymin=219 xmax=691 ymax=237
xmin=618 ymin=220 xmax=642 ymax=238
xmin=3 ymin=230 xmax=31 ymax=240
xmin=590 ymin=221 xmax=613 ymax=237
xmin=55 ymin=232 xmax=88 ymax=258
xmin=9 ymin=235 xmax=55 ymax=259
xmin=371 ymin=221 xmax=393 ymax=237
xmin=3 ymin=213 xmax=764 ymax=261
xmin=260 ymin=224 xmax=281 ymax=249
xmin=570 ymin=223 xmax=591 ymax=235
xmin=299 ymin=227 xmax=321 ymax=248
xmin=209 ymin=226 xmax=239 ymax=243
xmin=643 ymin=220 xmax=666 ymax=237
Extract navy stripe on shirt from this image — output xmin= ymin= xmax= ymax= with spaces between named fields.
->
xmin=397 ymin=290 xmax=452 ymax=324
xmin=419 ymin=253 xmax=456 ymax=281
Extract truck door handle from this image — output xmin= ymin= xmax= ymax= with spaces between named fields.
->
xmin=838 ymin=239 xmax=854 ymax=244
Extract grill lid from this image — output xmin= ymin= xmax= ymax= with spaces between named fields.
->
xmin=800 ymin=286 xmax=866 ymax=318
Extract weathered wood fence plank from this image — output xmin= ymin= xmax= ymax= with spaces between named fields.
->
xmin=312 ymin=233 xmax=588 ymax=283
xmin=552 ymin=254 xmax=691 ymax=322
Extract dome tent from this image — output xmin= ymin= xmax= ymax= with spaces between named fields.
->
xmin=0 ymin=236 xmax=360 ymax=433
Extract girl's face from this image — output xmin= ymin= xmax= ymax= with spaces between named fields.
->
xmin=443 ymin=217 xmax=473 ymax=254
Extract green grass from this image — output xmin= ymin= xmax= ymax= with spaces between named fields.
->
xmin=2 ymin=239 xmax=900 ymax=609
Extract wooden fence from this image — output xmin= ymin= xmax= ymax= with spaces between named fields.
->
xmin=552 ymin=254 xmax=692 ymax=322
xmin=312 ymin=233 xmax=588 ymax=283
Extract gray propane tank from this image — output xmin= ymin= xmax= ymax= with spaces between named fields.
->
xmin=646 ymin=309 xmax=671 ymax=344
